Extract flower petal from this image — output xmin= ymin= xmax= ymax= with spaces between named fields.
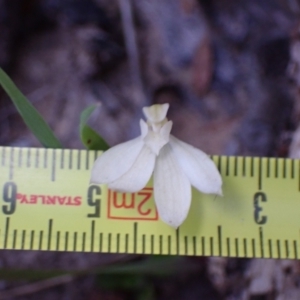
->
xmin=160 ymin=120 xmax=173 ymax=141
xmin=169 ymin=136 xmax=222 ymax=195
xmin=140 ymin=119 xmax=149 ymax=138
xmin=143 ymin=103 xmax=169 ymax=123
xmin=154 ymin=144 xmax=191 ymax=228
xmin=108 ymin=145 xmax=156 ymax=192
xmin=143 ymin=121 xmax=173 ymax=155
xmin=90 ymin=137 xmax=144 ymax=184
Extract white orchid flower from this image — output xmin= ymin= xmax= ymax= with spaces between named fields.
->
xmin=90 ymin=103 xmax=222 ymax=228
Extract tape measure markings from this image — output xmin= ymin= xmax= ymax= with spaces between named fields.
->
xmin=8 ymin=148 xmax=101 ymax=182
xmin=47 ymin=218 xmax=52 ymax=250
xmin=285 ymin=240 xmax=289 ymax=258
xmin=52 ymin=150 xmax=56 ymax=181
xmin=17 ymin=148 xmax=21 ymax=169
xmin=56 ymin=231 xmax=60 ymax=251
xmin=274 ymin=157 xmax=279 ymax=178
xmin=225 ymin=156 xmax=229 ymax=176
xmin=43 ymin=148 xmax=47 ymax=168
xmin=30 ymin=230 xmax=34 ymax=250
xmin=2 ymin=147 xmax=300 ymax=258
xmin=98 ymin=232 xmax=102 ymax=252
xmin=1 ymin=147 xmax=5 ymax=167
xmin=268 ymin=239 xmax=272 ymax=258
xmin=278 ymin=240 xmax=282 ymax=258
xmin=258 ymin=157 xmax=262 ymax=190
xmin=34 ymin=148 xmax=38 ymax=169
xmin=3 ymin=217 xmax=8 ymax=248
xmin=2 ymin=211 xmax=284 ymax=256
xmin=226 ymin=237 xmax=230 ymax=256
xmin=259 ymin=226 xmax=264 ymax=257
xmin=64 ymin=231 xmax=68 ymax=251
xmin=250 ymin=156 xmax=254 ymax=177
xmin=27 ymin=148 xmax=30 ymax=168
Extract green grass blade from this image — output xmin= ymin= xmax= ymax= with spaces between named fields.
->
xmin=0 ymin=68 xmax=62 ymax=148
xmin=80 ymin=104 xmax=109 ymax=150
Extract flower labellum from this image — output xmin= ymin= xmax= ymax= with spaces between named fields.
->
xmin=90 ymin=104 xmax=222 ymax=228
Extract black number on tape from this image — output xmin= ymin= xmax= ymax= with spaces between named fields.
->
xmin=87 ymin=185 xmax=101 ymax=218
xmin=2 ymin=182 xmax=17 ymax=215
xmin=254 ymin=192 xmax=267 ymax=225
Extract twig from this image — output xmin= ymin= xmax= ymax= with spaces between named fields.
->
xmin=118 ymin=0 xmax=146 ymax=105
xmin=0 ymin=254 xmax=135 ymax=299
xmin=0 ymin=274 xmax=73 ymax=300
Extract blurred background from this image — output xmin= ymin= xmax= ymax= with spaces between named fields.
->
xmin=0 ymin=0 xmax=300 ymax=299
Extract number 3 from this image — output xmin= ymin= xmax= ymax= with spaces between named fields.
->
xmin=254 ymin=192 xmax=267 ymax=225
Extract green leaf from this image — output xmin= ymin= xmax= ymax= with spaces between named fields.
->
xmin=97 ymin=256 xmax=191 ymax=276
xmin=0 ymin=68 xmax=62 ymax=148
xmin=80 ymin=104 xmax=109 ymax=150
xmin=96 ymin=274 xmax=147 ymax=290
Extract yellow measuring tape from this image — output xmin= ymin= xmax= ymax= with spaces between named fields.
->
xmin=0 ymin=146 xmax=298 ymax=259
